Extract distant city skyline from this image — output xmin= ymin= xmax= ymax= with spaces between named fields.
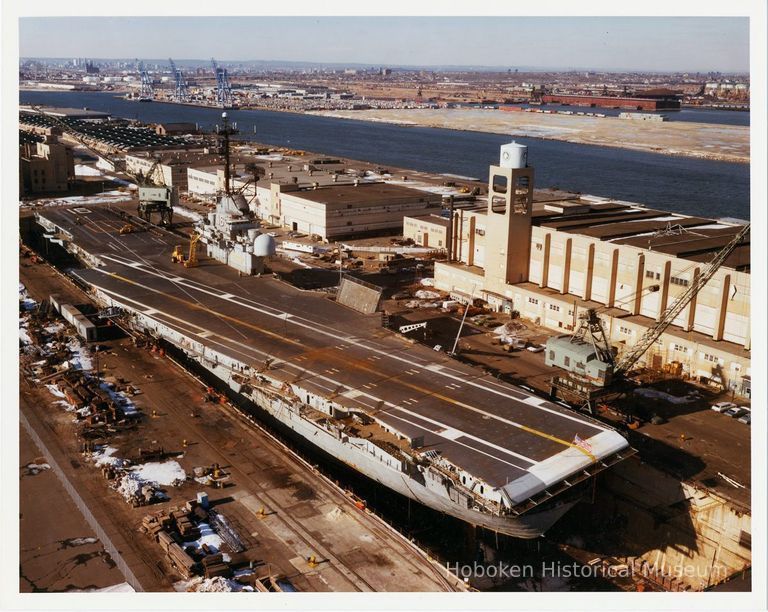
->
xmin=19 ymin=16 xmax=749 ymax=73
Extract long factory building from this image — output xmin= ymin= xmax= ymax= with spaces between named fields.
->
xmin=405 ymin=143 xmax=750 ymax=397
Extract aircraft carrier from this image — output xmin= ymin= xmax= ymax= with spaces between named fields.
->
xmin=34 ymin=204 xmax=632 ymax=538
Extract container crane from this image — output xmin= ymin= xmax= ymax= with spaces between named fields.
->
xmin=210 ymin=58 xmax=233 ymax=109
xmin=169 ymin=58 xmax=189 ymax=103
xmin=137 ymin=60 xmax=154 ymax=102
xmin=548 ymin=223 xmax=750 ymax=411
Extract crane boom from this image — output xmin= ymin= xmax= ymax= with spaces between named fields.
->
xmin=614 ymin=223 xmax=750 ymax=376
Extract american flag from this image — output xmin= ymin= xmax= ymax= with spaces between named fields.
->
xmin=573 ymin=434 xmax=593 ymax=453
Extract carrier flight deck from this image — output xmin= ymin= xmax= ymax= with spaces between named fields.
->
xmin=36 ymin=204 xmax=632 ymax=537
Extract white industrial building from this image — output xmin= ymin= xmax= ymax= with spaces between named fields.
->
xmin=427 ymin=142 xmax=751 ymax=395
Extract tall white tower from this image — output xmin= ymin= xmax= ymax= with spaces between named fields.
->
xmin=484 ymin=141 xmax=534 ymax=290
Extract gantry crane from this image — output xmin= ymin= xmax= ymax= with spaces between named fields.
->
xmin=137 ymin=60 xmax=154 ymax=101
xmin=136 ymin=157 xmax=176 ymax=226
xmin=210 ymin=58 xmax=233 ymax=109
xmin=169 ymin=58 xmax=189 ymax=103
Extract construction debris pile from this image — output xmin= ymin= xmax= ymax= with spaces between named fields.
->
xmin=43 ymin=371 xmax=141 ymax=426
xmin=142 ymin=498 xmax=292 ymax=591
xmin=18 ymin=284 xmax=191 ymax=509
xmin=86 ymin=443 xmax=187 ymax=507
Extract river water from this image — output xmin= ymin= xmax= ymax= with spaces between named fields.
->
xmin=20 ymin=91 xmax=749 ymax=219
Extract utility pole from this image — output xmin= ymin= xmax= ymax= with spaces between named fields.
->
xmin=449 ymin=284 xmax=476 ymax=356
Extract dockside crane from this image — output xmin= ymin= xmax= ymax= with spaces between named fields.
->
xmin=210 ymin=58 xmax=234 ymax=109
xmin=136 ymin=156 xmax=176 ymax=227
xmin=169 ymin=58 xmax=189 ymax=103
xmin=137 ymin=60 xmax=154 ymax=101
xmin=549 ymin=223 xmax=750 ymax=411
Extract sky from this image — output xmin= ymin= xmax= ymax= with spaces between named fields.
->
xmin=19 ymin=16 xmax=749 ymax=73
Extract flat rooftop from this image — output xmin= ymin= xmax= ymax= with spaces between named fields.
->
xmin=286 ymin=182 xmax=442 ymax=208
xmin=38 ymin=204 xmax=631 ymax=510
xmin=20 ymin=105 xmax=111 ymax=120
xmin=405 ymin=214 xmax=451 ymax=228
xmin=533 ymin=200 xmax=750 ymax=273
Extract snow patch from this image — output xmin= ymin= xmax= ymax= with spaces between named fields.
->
xmin=91 ymin=445 xmax=128 ymax=468
xmin=414 ymin=289 xmax=441 ymax=300
xmin=68 ymin=536 xmax=98 ymax=546
xmin=44 ymin=322 xmax=64 ymax=334
xmin=172 ymin=206 xmax=203 ymax=222
xmin=53 ymin=399 xmax=76 ymax=412
xmin=179 ymin=576 xmax=248 ymax=592
xmin=46 ymin=383 xmax=66 ymax=398
xmin=130 ymin=461 xmax=186 ymax=486
xmin=74 ymin=164 xmax=103 ymax=177
xmin=24 ymin=462 xmax=51 ymax=474
xmin=66 ymin=338 xmax=93 ymax=371
xmin=186 ymin=522 xmax=223 ymax=554
xmin=19 ymin=325 xmax=33 ymax=345
xmin=98 ymin=382 xmax=139 ymax=416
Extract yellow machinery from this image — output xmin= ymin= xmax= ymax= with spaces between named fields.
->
xmin=118 ymin=224 xmax=134 ymax=235
xmin=184 ymin=232 xmax=200 ymax=268
xmin=171 ymin=244 xmax=185 ymax=264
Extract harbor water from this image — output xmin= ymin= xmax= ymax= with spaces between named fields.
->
xmin=20 ymin=91 xmax=749 ymax=220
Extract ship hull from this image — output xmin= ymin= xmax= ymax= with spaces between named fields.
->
xmin=187 ymin=358 xmax=578 ymax=540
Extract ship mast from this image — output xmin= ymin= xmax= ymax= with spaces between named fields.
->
xmin=218 ymin=111 xmax=238 ymax=196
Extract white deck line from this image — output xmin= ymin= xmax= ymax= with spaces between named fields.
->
xmin=97 ymin=254 xmax=611 ymax=433
xmin=89 ymin=280 xmax=540 ymax=469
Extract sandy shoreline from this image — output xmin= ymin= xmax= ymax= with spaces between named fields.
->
xmin=310 ymin=108 xmax=749 ymax=164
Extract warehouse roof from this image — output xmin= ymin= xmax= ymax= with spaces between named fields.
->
xmin=532 ymin=199 xmax=749 ymax=272
xmin=286 ymin=182 xmax=442 ymax=208
xmin=404 ymin=214 xmax=451 ymax=227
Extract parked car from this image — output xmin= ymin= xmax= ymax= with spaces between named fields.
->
xmin=738 ymin=413 xmax=751 ymax=425
xmin=711 ymin=401 xmax=738 ymax=413
xmin=723 ymin=406 xmax=748 ymax=418
xmin=526 ymin=344 xmax=546 ymax=353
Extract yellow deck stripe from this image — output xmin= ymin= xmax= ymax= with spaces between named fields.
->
xmin=109 ymin=271 xmax=596 ymax=461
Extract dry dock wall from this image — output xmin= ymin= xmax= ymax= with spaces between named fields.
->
xmin=599 ymin=458 xmax=750 ymax=590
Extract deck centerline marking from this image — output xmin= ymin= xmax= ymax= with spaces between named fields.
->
xmin=97 ymin=260 xmax=600 ymax=460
